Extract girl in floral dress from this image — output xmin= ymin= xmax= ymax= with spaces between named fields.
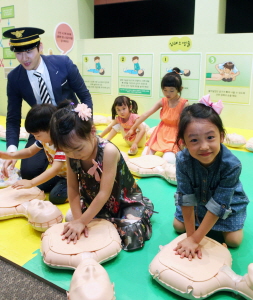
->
xmin=50 ymin=100 xmax=154 ymax=251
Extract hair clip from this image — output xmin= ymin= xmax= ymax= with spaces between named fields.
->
xmin=73 ymin=104 xmax=92 ymax=121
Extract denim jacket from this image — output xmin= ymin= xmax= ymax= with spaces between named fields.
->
xmin=174 ymin=144 xmax=249 ymax=220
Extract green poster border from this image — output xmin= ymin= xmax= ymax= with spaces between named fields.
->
xmin=2 ymin=26 xmax=15 ymax=39
xmin=82 ymin=53 xmax=113 ymax=95
xmin=118 ymin=53 xmax=153 ymax=97
xmin=160 ymin=53 xmax=201 ymax=101
xmin=1 ymin=5 xmax=15 ymax=19
xmin=3 ymin=47 xmax=16 ymax=59
xmin=205 ymin=53 xmax=252 ymax=105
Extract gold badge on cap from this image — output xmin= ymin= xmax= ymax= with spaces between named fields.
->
xmin=11 ymin=30 xmax=25 ymax=38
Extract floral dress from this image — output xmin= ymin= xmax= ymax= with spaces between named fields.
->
xmin=69 ymin=137 xmax=154 ymax=251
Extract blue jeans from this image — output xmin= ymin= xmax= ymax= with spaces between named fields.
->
xmin=38 ymin=176 xmax=67 ymax=205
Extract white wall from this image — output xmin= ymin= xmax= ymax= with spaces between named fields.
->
xmin=80 ymin=31 xmax=253 ymax=129
xmin=2 ymin=0 xmax=253 ymax=130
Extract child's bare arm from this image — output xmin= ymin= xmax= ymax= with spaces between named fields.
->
xmin=12 ymin=160 xmax=64 ymax=189
xmin=125 ymin=99 xmax=163 ymax=139
xmin=182 ymin=206 xmax=195 ymax=236
xmin=66 ymin=158 xmax=82 ymax=220
xmin=100 ymin=120 xmax=118 ymax=138
xmin=0 ymin=144 xmax=40 ymax=160
xmin=131 ymin=123 xmax=146 ymax=148
xmin=1 ymin=144 xmax=41 ymax=178
xmin=192 ymin=210 xmax=219 ymax=243
xmin=61 ymin=158 xmax=86 ymax=244
xmin=80 ymin=143 xmax=119 ymax=224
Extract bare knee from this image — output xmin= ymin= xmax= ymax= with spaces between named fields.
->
xmin=173 ymin=218 xmax=185 ymax=233
xmin=223 ymin=229 xmax=243 ymax=248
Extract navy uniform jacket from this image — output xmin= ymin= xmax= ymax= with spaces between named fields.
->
xmin=6 ymin=54 xmax=92 ymax=148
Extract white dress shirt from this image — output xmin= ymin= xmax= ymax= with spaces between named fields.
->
xmin=27 ymin=57 xmax=56 ymax=106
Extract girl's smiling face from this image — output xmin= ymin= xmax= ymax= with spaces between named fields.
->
xmin=183 ymin=118 xmax=224 ymax=167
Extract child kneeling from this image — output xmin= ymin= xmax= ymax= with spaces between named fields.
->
xmin=0 ymin=104 xmax=67 ymax=204
xmin=50 ymin=100 xmax=154 ymax=251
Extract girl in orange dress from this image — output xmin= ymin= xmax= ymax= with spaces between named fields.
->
xmin=125 ymin=68 xmax=188 ymax=163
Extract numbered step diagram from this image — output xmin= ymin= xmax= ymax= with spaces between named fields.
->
xmin=160 ymin=53 xmax=201 ymax=102
xmin=118 ymin=53 xmax=153 ymax=97
xmin=82 ymin=54 xmax=113 ymax=95
xmin=205 ymin=53 xmax=253 ymax=104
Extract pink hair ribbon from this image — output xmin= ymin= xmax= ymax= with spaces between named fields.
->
xmin=87 ymin=159 xmax=102 ymax=182
xmin=199 ymin=94 xmax=223 ymax=115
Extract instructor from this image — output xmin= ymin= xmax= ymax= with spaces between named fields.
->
xmin=3 ymin=27 xmax=92 ymax=183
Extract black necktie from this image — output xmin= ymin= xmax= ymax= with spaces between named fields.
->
xmin=34 ymin=72 xmax=51 ymax=104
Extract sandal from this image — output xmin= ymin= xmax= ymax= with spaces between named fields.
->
xmin=128 ymin=148 xmax=138 ymax=156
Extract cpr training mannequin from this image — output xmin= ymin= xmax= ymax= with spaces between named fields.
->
xmin=41 ymin=219 xmax=121 ymax=269
xmin=121 ymin=151 xmax=177 ymax=185
xmin=0 ymin=186 xmax=63 ymax=231
xmin=149 ymin=233 xmax=253 ymax=300
xmin=41 ymin=219 xmax=121 ymax=300
xmin=67 ymin=258 xmax=115 ymax=300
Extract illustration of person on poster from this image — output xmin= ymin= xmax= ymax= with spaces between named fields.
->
xmin=206 ymin=61 xmax=240 ymax=82
xmin=124 ymin=56 xmax=144 ymax=76
xmin=87 ymin=56 xmax=105 ymax=75
xmin=166 ymin=67 xmax=191 ymax=77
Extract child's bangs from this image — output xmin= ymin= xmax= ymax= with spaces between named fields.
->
xmin=56 ymin=130 xmax=78 ymax=152
xmin=115 ymin=97 xmax=128 ymax=107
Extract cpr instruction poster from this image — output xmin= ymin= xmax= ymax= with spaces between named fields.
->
xmin=160 ymin=53 xmax=201 ymax=101
xmin=118 ymin=53 xmax=153 ymax=97
xmin=82 ymin=54 xmax=112 ymax=94
xmin=205 ymin=54 xmax=252 ymax=104
xmin=1 ymin=6 xmax=15 ymax=77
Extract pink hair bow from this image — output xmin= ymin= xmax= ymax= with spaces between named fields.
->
xmin=199 ymin=94 xmax=223 ymax=115
xmin=87 ymin=159 xmax=102 ymax=182
xmin=74 ymin=104 xmax=92 ymax=121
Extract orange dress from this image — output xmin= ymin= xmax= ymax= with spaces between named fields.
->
xmin=146 ymin=97 xmax=188 ymax=153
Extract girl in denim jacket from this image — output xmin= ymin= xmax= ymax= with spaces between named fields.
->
xmin=173 ymin=95 xmax=249 ymax=261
